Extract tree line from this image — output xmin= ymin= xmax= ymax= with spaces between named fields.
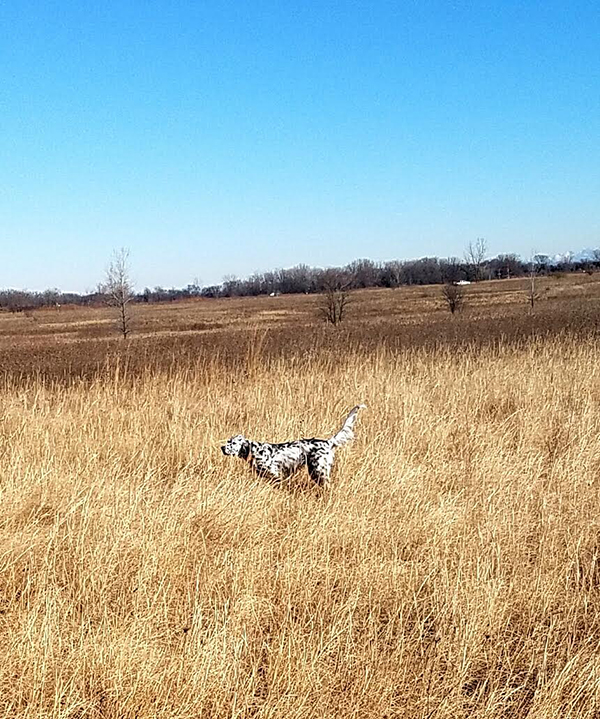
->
xmin=1 ymin=249 xmax=598 ymax=312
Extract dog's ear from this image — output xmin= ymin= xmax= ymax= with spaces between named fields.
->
xmin=239 ymin=440 xmax=250 ymax=460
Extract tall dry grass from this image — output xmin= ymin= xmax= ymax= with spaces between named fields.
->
xmin=2 ymin=333 xmax=600 ymax=717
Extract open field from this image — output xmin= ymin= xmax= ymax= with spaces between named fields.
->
xmin=1 ymin=272 xmax=600 ymax=381
xmin=2 ymin=277 xmax=600 ymax=717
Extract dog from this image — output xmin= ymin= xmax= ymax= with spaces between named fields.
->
xmin=221 ymin=405 xmax=366 ymax=488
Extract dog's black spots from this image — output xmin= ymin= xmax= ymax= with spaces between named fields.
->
xmin=239 ymin=441 xmax=251 ymax=461
xmin=220 ymin=405 xmax=366 ymax=488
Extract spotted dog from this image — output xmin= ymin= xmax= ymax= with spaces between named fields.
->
xmin=221 ymin=405 xmax=366 ymax=488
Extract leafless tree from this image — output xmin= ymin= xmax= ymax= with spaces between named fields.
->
xmin=381 ymin=260 xmax=403 ymax=288
xmin=442 ymin=256 xmax=463 ymax=284
xmin=525 ymin=257 xmax=539 ymax=312
xmin=533 ymin=254 xmax=550 ymax=274
xmin=495 ymin=253 xmax=522 ymax=280
xmin=222 ymin=274 xmax=242 ymax=297
xmin=319 ymin=269 xmax=353 ymax=326
xmin=346 ymin=258 xmax=379 ymax=288
xmin=465 ymin=238 xmax=487 ymax=281
xmin=102 ymin=248 xmax=134 ymax=338
xmin=441 ymin=282 xmax=465 ymax=315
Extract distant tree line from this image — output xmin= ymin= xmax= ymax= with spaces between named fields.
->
xmin=172 ymin=252 xmax=599 ymax=299
xmin=0 ymin=288 xmax=102 ymax=312
xmin=1 ymin=251 xmax=598 ymax=311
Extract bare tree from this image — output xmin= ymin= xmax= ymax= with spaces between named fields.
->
xmin=441 ymin=282 xmax=465 ymax=315
xmin=465 ymin=238 xmax=487 ymax=281
xmin=346 ymin=258 xmax=379 ymax=288
xmin=525 ymin=257 xmax=539 ymax=312
xmin=102 ymin=248 xmax=134 ymax=338
xmin=442 ymin=256 xmax=464 ymax=285
xmin=494 ymin=253 xmax=523 ymax=280
xmin=381 ymin=260 xmax=403 ymax=288
xmin=222 ymin=274 xmax=241 ymax=297
xmin=319 ymin=269 xmax=353 ymax=326
xmin=583 ymin=262 xmax=595 ymax=276
xmin=533 ymin=254 xmax=550 ymax=275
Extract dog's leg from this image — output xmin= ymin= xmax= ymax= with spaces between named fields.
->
xmin=257 ymin=464 xmax=282 ymax=484
xmin=307 ymin=450 xmax=334 ymax=488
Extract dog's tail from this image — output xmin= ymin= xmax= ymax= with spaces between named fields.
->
xmin=331 ymin=404 xmax=366 ymax=447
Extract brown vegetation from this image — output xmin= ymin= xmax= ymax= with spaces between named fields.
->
xmin=441 ymin=282 xmax=466 ymax=314
xmin=1 ymin=275 xmax=600 ymax=716
xmin=319 ymin=270 xmax=353 ymax=326
xmin=1 ymin=273 xmax=599 ymax=382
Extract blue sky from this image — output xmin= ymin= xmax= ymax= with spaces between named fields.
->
xmin=2 ymin=0 xmax=599 ymax=291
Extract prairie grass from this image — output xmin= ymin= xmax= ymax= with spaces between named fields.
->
xmin=2 ymin=322 xmax=600 ymax=717
xmin=2 ymin=274 xmax=600 ymax=383
xmin=2 ymin=280 xmax=600 ymax=716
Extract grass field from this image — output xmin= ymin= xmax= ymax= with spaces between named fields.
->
xmin=1 ymin=273 xmax=599 ymax=380
xmin=2 ymin=276 xmax=600 ymax=717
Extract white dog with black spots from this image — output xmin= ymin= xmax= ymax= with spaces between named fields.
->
xmin=221 ymin=405 xmax=366 ymax=488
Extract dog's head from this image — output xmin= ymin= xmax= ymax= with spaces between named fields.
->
xmin=221 ymin=434 xmax=249 ymax=458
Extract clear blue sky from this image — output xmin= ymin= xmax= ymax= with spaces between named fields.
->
xmin=2 ymin=0 xmax=599 ymax=292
